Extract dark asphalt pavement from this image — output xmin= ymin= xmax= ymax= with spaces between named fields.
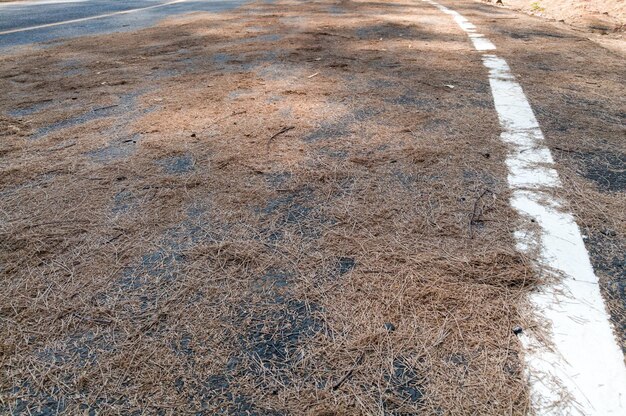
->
xmin=0 ymin=0 xmax=251 ymax=50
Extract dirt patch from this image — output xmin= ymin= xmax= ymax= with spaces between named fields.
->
xmin=0 ymin=0 xmax=540 ymax=414
xmin=481 ymin=0 xmax=625 ymax=31
xmin=476 ymin=0 xmax=626 ymax=55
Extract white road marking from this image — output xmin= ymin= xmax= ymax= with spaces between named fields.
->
xmin=0 ymin=0 xmax=89 ymax=6
xmin=423 ymin=0 xmax=626 ymax=414
xmin=0 ymin=0 xmax=187 ymax=36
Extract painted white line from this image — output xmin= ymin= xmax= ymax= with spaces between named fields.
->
xmin=468 ymin=34 xmax=496 ymax=52
xmin=485 ymin=54 xmax=626 ymax=413
xmin=0 ymin=0 xmax=187 ymax=36
xmin=422 ymin=0 xmax=626 ymax=414
xmin=0 ymin=0 xmax=88 ymax=6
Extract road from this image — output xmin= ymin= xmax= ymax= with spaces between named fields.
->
xmin=0 ymin=0 xmax=250 ymax=49
xmin=1 ymin=0 xmax=624 ymax=414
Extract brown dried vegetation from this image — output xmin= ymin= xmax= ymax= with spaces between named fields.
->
xmin=0 ymin=1 xmax=539 ymax=414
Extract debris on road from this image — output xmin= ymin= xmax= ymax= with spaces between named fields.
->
xmin=1 ymin=0 xmax=624 ymax=414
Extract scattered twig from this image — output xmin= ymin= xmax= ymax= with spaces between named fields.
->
xmin=207 ymin=110 xmax=247 ymax=129
xmin=266 ymin=126 xmax=295 ymax=150
xmin=72 ymin=312 xmax=113 ymax=326
xmin=332 ymin=351 xmax=365 ymax=391
xmin=105 ymin=232 xmax=124 ymax=244
xmin=305 ymin=31 xmax=353 ymax=39
xmin=50 ymin=142 xmax=76 ymax=151
xmin=552 ymin=146 xmax=581 ymax=154
xmin=92 ymin=104 xmax=118 ymax=112
xmin=469 ymin=189 xmax=494 ymax=239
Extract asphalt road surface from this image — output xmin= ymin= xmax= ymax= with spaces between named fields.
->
xmin=0 ymin=0 xmax=250 ymax=49
xmin=1 ymin=0 xmax=625 ymax=414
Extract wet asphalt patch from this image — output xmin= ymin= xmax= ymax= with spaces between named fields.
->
xmin=586 ymin=232 xmax=626 ymax=343
xmin=158 ymin=154 xmax=195 ymax=174
xmin=571 ymin=150 xmax=626 ymax=193
xmin=383 ymin=359 xmax=425 ymax=413
xmin=304 ymin=107 xmax=381 ymax=142
xmin=7 ymin=100 xmax=56 ymax=118
xmin=88 ymin=133 xmax=141 ymax=162
xmin=30 ymin=94 xmax=133 ymax=141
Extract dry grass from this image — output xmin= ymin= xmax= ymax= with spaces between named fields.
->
xmin=1 ymin=0 xmax=539 ymax=414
